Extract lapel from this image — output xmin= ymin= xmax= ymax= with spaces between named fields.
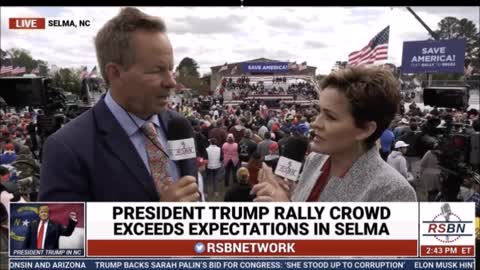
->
xmin=92 ymin=97 xmax=158 ymax=200
xmin=306 ymin=156 xmax=327 ymax=200
xmin=293 ymin=154 xmax=328 ymax=202
xmin=320 ymin=147 xmax=377 ymax=201
xmin=158 ymin=110 xmax=171 ymax=134
xmin=45 ymin=220 xmax=52 ymax=238
xmin=32 ymin=221 xmax=39 ymax=243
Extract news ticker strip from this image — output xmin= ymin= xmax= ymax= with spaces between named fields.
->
xmin=9 ymin=202 xmax=476 ymax=257
xmin=8 ymin=259 xmax=476 ymax=270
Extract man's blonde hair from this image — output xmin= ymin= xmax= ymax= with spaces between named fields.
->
xmin=94 ymin=7 xmax=167 ymax=85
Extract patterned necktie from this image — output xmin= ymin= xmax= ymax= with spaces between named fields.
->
xmin=37 ymin=220 xmax=44 ymax=249
xmin=142 ymin=122 xmax=172 ymax=195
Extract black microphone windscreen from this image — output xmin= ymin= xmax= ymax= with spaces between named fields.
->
xmin=281 ymin=136 xmax=309 ymax=163
xmin=167 ymin=117 xmax=194 ymax=140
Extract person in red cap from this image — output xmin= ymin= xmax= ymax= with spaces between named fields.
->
xmin=0 ymin=143 xmax=16 ymax=165
xmin=268 ymin=142 xmax=279 ymax=155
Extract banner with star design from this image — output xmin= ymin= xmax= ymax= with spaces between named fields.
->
xmin=9 ymin=202 xmax=85 ymax=255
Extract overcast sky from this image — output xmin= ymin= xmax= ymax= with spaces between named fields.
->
xmin=1 ymin=6 xmax=478 ymax=76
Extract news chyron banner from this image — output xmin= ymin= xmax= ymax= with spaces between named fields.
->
xmin=9 ymin=202 xmax=477 ymax=270
xmin=86 ymin=202 xmax=417 ymax=257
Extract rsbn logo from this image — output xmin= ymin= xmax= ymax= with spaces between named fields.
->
xmin=422 ymin=203 xmax=473 ymax=243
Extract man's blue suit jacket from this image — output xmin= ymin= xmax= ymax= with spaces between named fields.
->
xmin=22 ymin=219 xmax=77 ymax=249
xmin=39 ymin=97 xmax=198 ymax=201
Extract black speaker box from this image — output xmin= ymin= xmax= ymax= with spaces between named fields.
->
xmin=423 ymin=87 xmax=468 ymax=108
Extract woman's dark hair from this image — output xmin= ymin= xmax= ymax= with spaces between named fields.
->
xmin=319 ymin=67 xmax=400 ymax=149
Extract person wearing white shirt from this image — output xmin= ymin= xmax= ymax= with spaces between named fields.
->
xmin=205 ymin=138 xmax=222 ymax=198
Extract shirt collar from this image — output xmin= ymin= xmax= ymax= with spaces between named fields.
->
xmin=104 ymin=91 xmax=161 ymax=136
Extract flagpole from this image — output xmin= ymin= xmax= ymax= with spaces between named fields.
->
xmin=406 ymin=7 xmax=440 ymax=87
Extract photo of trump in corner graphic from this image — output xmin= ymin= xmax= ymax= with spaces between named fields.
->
xmin=9 ymin=203 xmax=84 ymax=256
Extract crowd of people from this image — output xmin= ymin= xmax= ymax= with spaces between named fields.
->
xmin=0 ymin=108 xmax=42 ymax=201
xmin=219 ymin=75 xmax=319 ymax=102
xmin=2 ymin=77 xmax=478 ymax=205
xmin=170 ymin=77 xmax=480 ymax=205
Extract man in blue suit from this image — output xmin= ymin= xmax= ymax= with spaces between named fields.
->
xmin=39 ymin=7 xmax=199 ymax=202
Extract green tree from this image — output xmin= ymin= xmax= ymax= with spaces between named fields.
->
xmin=52 ymin=68 xmax=81 ymax=95
xmin=36 ymin=60 xmax=49 ymax=76
xmin=175 ymin=57 xmax=200 ymax=78
xmin=198 ymin=74 xmax=211 ymax=96
xmin=175 ymin=57 xmax=202 ymax=91
xmin=3 ymin=48 xmax=49 ymax=74
xmin=7 ymin=48 xmax=35 ymax=71
xmin=434 ymin=17 xmax=479 ymax=68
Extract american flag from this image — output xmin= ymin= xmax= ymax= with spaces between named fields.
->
xmin=11 ymin=66 xmax=26 ymax=75
xmin=79 ymin=66 xmax=88 ymax=79
xmin=1 ymin=58 xmax=13 ymax=74
xmin=298 ymin=61 xmax=307 ymax=71
xmin=219 ymin=62 xmax=228 ymax=72
xmin=288 ymin=61 xmax=298 ymax=70
xmin=230 ymin=65 xmax=238 ymax=75
xmin=348 ymin=26 xmax=389 ymax=66
xmin=88 ymin=66 xmax=97 ymax=78
xmin=0 ymin=65 xmax=13 ymax=74
xmin=464 ymin=64 xmax=474 ymax=76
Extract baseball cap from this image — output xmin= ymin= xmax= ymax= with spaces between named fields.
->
xmin=394 ymin=141 xmax=409 ymax=149
xmin=400 ymin=118 xmax=409 ymax=124
xmin=269 ymin=142 xmax=279 ymax=153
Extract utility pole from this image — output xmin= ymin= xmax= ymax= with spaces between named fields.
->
xmin=406 ymin=7 xmax=439 ymax=40
xmin=406 ymin=7 xmax=440 ymax=87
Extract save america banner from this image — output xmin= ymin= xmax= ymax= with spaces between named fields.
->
xmin=401 ymin=39 xmax=466 ymax=74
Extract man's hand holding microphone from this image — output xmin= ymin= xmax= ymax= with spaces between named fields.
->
xmin=250 ymin=136 xmax=309 ymax=202
xmin=159 ymin=176 xmax=199 ymax=202
xmin=160 ymin=117 xmax=200 ymax=202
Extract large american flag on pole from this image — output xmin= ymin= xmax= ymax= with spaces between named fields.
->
xmin=348 ymin=26 xmax=389 ymax=66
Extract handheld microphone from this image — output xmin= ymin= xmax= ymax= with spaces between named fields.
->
xmin=274 ymin=136 xmax=309 ymax=181
xmin=167 ymin=117 xmax=196 ymax=161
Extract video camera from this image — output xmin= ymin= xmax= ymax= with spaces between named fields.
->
xmin=2 ymin=159 xmax=41 ymax=200
xmin=0 ymin=77 xmax=69 ymax=139
xmin=416 ymin=116 xmax=479 ymax=201
xmin=0 ymin=77 xmax=66 ymax=114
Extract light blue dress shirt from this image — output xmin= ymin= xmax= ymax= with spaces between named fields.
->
xmin=104 ymin=91 xmax=180 ymax=182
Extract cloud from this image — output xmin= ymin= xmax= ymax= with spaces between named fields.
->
xmin=265 ymin=17 xmax=302 ymax=29
xmin=1 ymin=6 xmax=478 ymax=76
xmin=304 ymin=40 xmax=327 ymax=49
xmin=410 ymin=6 xmax=478 ymax=21
xmin=170 ymin=15 xmax=246 ymax=35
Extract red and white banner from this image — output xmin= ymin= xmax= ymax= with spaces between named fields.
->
xmin=86 ymin=203 xmax=419 ymax=257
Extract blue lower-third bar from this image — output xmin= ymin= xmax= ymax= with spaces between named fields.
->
xmin=9 ymin=258 xmax=476 ymax=270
